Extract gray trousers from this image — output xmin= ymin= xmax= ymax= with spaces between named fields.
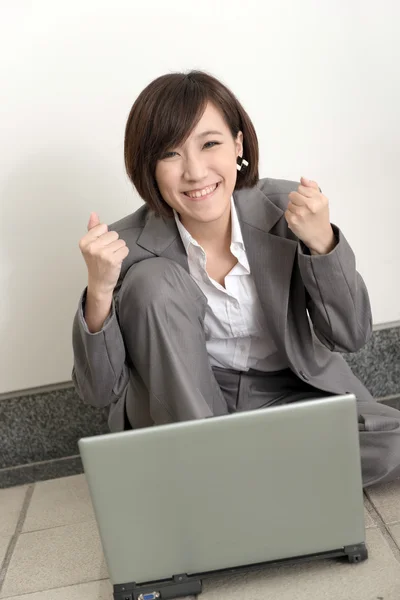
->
xmin=118 ymin=258 xmax=400 ymax=489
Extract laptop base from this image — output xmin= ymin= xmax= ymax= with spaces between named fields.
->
xmin=113 ymin=542 xmax=368 ymax=599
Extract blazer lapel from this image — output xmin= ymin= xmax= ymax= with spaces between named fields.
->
xmin=234 ymin=186 xmax=298 ymax=347
xmin=136 ymin=210 xmax=189 ymax=272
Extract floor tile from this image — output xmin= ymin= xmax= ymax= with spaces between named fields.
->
xmin=365 ymin=477 xmax=400 ymax=524
xmin=364 ymin=505 xmax=375 ymax=528
xmin=388 ymin=522 xmax=400 ymax=549
xmin=0 ymin=536 xmax=11 ymax=566
xmin=0 ymin=485 xmax=27 ymax=537
xmin=0 ymin=579 xmax=112 ymax=599
xmin=23 ymin=474 xmax=94 ymax=532
xmin=0 ymin=520 xmax=108 ymax=598
xmin=201 ymin=528 xmax=400 ymax=600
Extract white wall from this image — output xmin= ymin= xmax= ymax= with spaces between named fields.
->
xmin=1 ymin=0 xmax=399 ymax=394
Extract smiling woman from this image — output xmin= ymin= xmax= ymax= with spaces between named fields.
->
xmin=123 ymin=71 xmax=259 ymax=220
xmin=72 ymin=70 xmax=400 ymax=489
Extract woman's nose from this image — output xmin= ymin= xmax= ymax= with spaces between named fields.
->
xmin=182 ymin=155 xmax=208 ymax=182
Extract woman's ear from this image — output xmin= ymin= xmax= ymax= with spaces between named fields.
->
xmin=235 ymin=131 xmax=244 ymax=157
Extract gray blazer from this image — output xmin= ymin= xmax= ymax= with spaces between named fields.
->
xmin=72 ymin=177 xmax=374 ymax=432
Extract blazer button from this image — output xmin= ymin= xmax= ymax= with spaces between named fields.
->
xmin=299 ymin=371 xmax=309 ymax=381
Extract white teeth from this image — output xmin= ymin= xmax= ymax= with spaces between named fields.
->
xmin=185 ymin=183 xmax=217 ymax=198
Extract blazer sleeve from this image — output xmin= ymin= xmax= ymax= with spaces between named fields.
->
xmin=297 ymin=224 xmax=373 ymax=353
xmin=72 ymin=288 xmax=130 ymax=408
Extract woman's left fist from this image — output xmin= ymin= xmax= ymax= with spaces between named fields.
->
xmin=285 ymin=177 xmax=336 ymax=255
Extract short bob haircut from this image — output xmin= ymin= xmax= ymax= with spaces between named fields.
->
xmin=124 ymin=70 xmax=259 ymax=218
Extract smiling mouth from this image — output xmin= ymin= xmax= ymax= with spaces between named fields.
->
xmin=183 ymin=182 xmax=220 ymax=199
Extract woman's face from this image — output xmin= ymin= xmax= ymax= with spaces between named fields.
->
xmin=155 ymin=102 xmax=243 ymax=227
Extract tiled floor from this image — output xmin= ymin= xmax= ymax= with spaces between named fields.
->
xmin=0 ymin=475 xmax=399 ymax=600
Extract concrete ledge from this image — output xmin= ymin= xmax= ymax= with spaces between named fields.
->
xmin=0 ymin=457 xmax=83 ymax=490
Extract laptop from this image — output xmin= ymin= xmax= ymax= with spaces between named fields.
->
xmin=78 ymin=393 xmax=368 ymax=600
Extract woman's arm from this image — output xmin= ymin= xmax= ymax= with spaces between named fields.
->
xmin=72 ymin=288 xmax=130 ymax=408
xmin=298 ymin=225 xmax=373 ymax=353
xmin=84 ymin=287 xmax=113 ymax=333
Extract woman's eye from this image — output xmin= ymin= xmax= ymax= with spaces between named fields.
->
xmin=204 ymin=141 xmax=220 ymax=149
xmin=162 ymin=141 xmax=219 ymax=159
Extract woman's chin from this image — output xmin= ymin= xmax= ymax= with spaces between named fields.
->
xmin=191 ymin=206 xmax=229 ymax=224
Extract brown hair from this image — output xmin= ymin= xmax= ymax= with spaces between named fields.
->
xmin=124 ymin=70 xmax=259 ymax=218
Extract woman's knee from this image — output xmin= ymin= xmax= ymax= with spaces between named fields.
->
xmin=119 ymin=257 xmax=205 ymax=314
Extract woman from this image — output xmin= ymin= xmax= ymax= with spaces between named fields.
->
xmin=72 ymin=70 xmax=400 ymax=487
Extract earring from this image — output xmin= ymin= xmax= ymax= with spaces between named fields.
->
xmin=237 ymin=156 xmax=249 ymax=172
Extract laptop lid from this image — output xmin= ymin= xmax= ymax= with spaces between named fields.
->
xmin=79 ymin=394 xmax=365 ymax=586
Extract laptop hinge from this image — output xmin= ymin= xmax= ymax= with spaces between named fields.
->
xmin=113 ymin=573 xmax=203 ymax=600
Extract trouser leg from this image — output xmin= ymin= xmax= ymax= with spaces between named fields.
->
xmin=118 ymin=258 xmax=228 ymax=425
xmin=357 ymin=401 xmax=400 ymax=487
xmin=212 ymin=366 xmax=333 ymax=413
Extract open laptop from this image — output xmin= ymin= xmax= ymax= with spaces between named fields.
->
xmin=79 ymin=393 xmax=368 ymax=600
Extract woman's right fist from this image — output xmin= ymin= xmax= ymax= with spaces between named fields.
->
xmin=79 ymin=212 xmax=129 ymax=296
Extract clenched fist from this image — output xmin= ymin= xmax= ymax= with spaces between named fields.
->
xmin=79 ymin=213 xmax=129 ymax=296
xmin=285 ymin=177 xmax=336 ymax=255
